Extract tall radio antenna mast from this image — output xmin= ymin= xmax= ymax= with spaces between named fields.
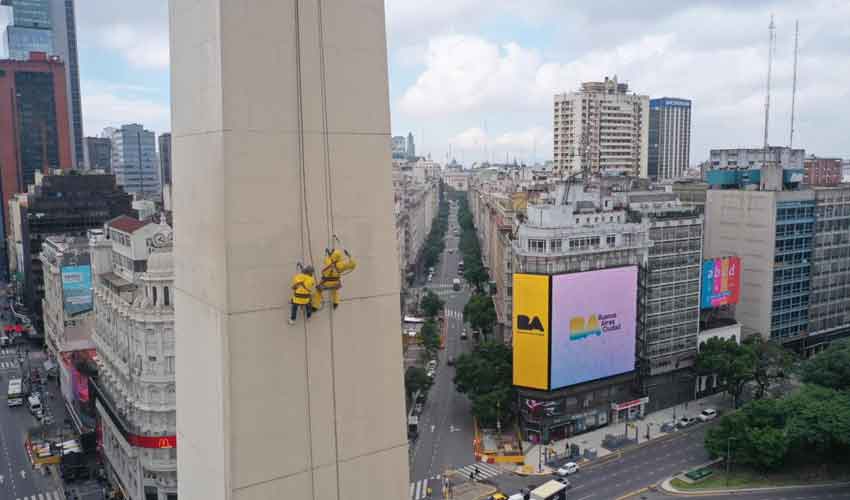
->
xmin=762 ymin=14 xmax=776 ymax=167
xmin=789 ymin=20 xmax=799 ymax=148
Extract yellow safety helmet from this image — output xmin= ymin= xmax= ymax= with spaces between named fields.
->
xmin=330 ymin=249 xmax=344 ymax=261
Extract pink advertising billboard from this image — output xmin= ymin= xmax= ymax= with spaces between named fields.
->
xmin=550 ymin=266 xmax=638 ymax=389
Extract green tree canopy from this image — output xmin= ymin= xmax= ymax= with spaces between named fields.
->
xmin=744 ymin=336 xmax=795 ymax=399
xmin=420 ymin=319 xmax=441 ymax=355
xmin=463 ymin=293 xmax=497 ymax=340
xmin=405 ymin=366 xmax=432 ymax=398
xmin=705 ymin=385 xmax=850 ymax=471
xmin=421 ymin=290 xmax=444 ymax=319
xmin=696 ymin=337 xmax=756 ymax=408
xmin=453 ymin=342 xmax=514 ymax=426
xmin=799 ymin=340 xmax=850 ymax=391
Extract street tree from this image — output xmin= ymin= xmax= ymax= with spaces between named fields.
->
xmin=453 ymin=342 xmax=514 ymax=426
xmin=695 ymin=337 xmax=755 ymax=408
xmin=463 ymin=293 xmax=497 ymax=340
xmin=704 ymin=398 xmax=789 ymax=471
xmin=420 ymin=319 xmax=441 ymax=356
xmin=744 ymin=336 xmax=795 ymax=399
xmin=799 ymin=340 xmax=850 ymax=391
xmin=405 ymin=366 xmax=432 ymax=398
xmin=421 ymin=290 xmax=444 ymax=319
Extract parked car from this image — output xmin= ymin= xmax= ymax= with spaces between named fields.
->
xmin=556 ymin=462 xmax=579 ymax=476
xmin=414 ymin=403 xmax=423 ymax=414
xmin=698 ymin=408 xmax=717 ymax=421
xmin=555 ymin=477 xmax=571 ymax=488
xmin=677 ymin=416 xmax=697 ymax=428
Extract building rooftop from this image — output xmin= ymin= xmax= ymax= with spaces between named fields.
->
xmin=107 ymin=215 xmax=151 ymax=234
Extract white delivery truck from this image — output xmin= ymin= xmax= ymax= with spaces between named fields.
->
xmin=7 ymin=378 xmax=23 ymax=407
xmin=530 ymin=480 xmax=567 ymax=500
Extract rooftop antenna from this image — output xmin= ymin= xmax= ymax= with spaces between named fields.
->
xmin=762 ymin=14 xmax=776 ymax=167
xmin=789 ymin=19 xmax=799 ymax=148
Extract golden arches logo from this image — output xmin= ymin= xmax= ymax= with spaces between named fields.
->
xmin=158 ymin=438 xmax=173 ymax=449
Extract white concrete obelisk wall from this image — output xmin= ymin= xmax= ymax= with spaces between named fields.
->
xmin=169 ymin=1 xmax=409 ymax=498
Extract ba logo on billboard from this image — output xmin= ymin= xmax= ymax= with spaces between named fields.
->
xmin=517 ymin=314 xmax=544 ymax=334
xmin=569 ymin=313 xmax=622 ymax=341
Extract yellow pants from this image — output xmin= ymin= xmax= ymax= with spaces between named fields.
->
xmin=312 ymin=287 xmax=340 ymax=309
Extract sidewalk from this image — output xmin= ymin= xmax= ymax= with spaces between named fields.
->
xmin=522 ymin=392 xmax=730 ymax=468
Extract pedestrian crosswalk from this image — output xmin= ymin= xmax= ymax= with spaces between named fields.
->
xmin=455 ymin=462 xmax=503 ymax=481
xmin=408 ymin=463 xmax=504 ymax=499
xmin=445 ymin=309 xmax=463 ymax=320
xmin=0 ymin=347 xmax=16 ymax=355
xmin=0 ymin=360 xmax=18 ymax=370
xmin=16 ymin=491 xmax=65 ymax=500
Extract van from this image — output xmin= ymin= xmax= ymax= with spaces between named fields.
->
xmin=452 ymin=278 xmax=461 ymax=291
xmin=28 ymin=394 xmax=42 ymax=418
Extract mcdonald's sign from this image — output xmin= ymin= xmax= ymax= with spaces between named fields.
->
xmin=127 ymin=434 xmax=177 ymax=449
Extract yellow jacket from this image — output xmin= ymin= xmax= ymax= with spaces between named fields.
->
xmin=319 ymin=249 xmax=357 ymax=290
xmin=291 ymin=272 xmax=316 ymax=305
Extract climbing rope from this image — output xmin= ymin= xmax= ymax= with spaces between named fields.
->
xmin=316 ymin=2 xmax=344 ymax=498
xmin=293 ymin=1 xmax=318 ymax=498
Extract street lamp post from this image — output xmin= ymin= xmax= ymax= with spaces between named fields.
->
xmin=726 ymin=437 xmax=736 ymax=486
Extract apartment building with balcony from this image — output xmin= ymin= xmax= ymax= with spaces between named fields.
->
xmin=553 ymin=76 xmax=649 ymax=177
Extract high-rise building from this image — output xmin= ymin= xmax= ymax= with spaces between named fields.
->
xmin=391 ymin=135 xmax=406 ymax=160
xmin=158 ymin=132 xmax=172 ymax=187
xmin=0 ymin=1 xmax=84 ymax=168
xmin=110 ymin=124 xmax=161 ymax=200
xmin=0 ymin=52 xmax=72 ymax=280
xmin=803 ymin=157 xmax=842 ymax=187
xmin=49 ymin=0 xmax=84 ymax=168
xmin=407 ymin=131 xmax=416 ymax=159
xmin=627 ymin=191 xmax=703 ymax=410
xmin=89 ymin=217 xmax=177 ymax=500
xmin=40 ymin=232 xmax=99 ymax=432
xmin=553 ymin=76 xmax=649 ymax=177
xmin=708 ymin=146 xmax=805 ymax=171
xmin=648 ymin=98 xmax=691 ymax=180
xmin=83 ymin=136 xmax=112 ymax=171
xmin=704 ymin=167 xmax=850 ymax=353
xmin=6 ymin=172 xmax=133 ymax=338
xmin=511 ymin=182 xmax=652 ymax=441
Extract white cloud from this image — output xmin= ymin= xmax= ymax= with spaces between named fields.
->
xmin=82 ymin=81 xmax=170 ymax=136
xmin=394 ymin=0 xmax=850 ymax=163
xmin=100 ymin=24 xmax=170 ymax=70
xmin=450 ymin=126 xmax=550 ymax=164
xmin=399 ymin=35 xmax=545 ymax=117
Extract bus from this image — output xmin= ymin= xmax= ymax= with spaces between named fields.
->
xmin=7 ymin=378 xmax=23 ymax=407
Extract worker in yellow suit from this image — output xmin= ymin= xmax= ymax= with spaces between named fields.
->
xmin=315 ymin=248 xmax=357 ymax=310
xmin=289 ymin=265 xmax=315 ymax=325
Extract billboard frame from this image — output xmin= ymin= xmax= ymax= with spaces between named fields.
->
xmin=512 ymin=265 xmax=639 ymax=392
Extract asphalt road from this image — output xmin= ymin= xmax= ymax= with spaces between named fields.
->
xmin=409 ymin=204 xmax=478 ymax=498
xmin=491 ymin=422 xmax=715 ymax=500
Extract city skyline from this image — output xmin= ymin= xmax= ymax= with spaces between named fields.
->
xmin=74 ymin=1 xmax=850 ymax=165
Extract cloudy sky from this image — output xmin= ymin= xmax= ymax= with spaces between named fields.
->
xmin=78 ymin=1 xmax=850 ymax=166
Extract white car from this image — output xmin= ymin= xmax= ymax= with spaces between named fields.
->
xmin=698 ymin=408 xmax=717 ymax=422
xmin=557 ymin=462 xmax=579 ymax=476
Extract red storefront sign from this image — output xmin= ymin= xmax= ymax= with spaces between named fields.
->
xmin=612 ymin=397 xmax=649 ymax=411
xmin=127 ymin=434 xmax=176 ymax=449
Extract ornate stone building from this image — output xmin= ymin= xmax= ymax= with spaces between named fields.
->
xmin=90 ymin=215 xmax=177 ymax=500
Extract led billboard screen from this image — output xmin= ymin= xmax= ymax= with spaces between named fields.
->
xmin=700 ymin=257 xmax=741 ymax=309
xmin=549 ymin=266 xmax=637 ymax=389
xmin=512 ymin=273 xmax=550 ymax=390
xmin=61 ymin=265 xmax=93 ymax=316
